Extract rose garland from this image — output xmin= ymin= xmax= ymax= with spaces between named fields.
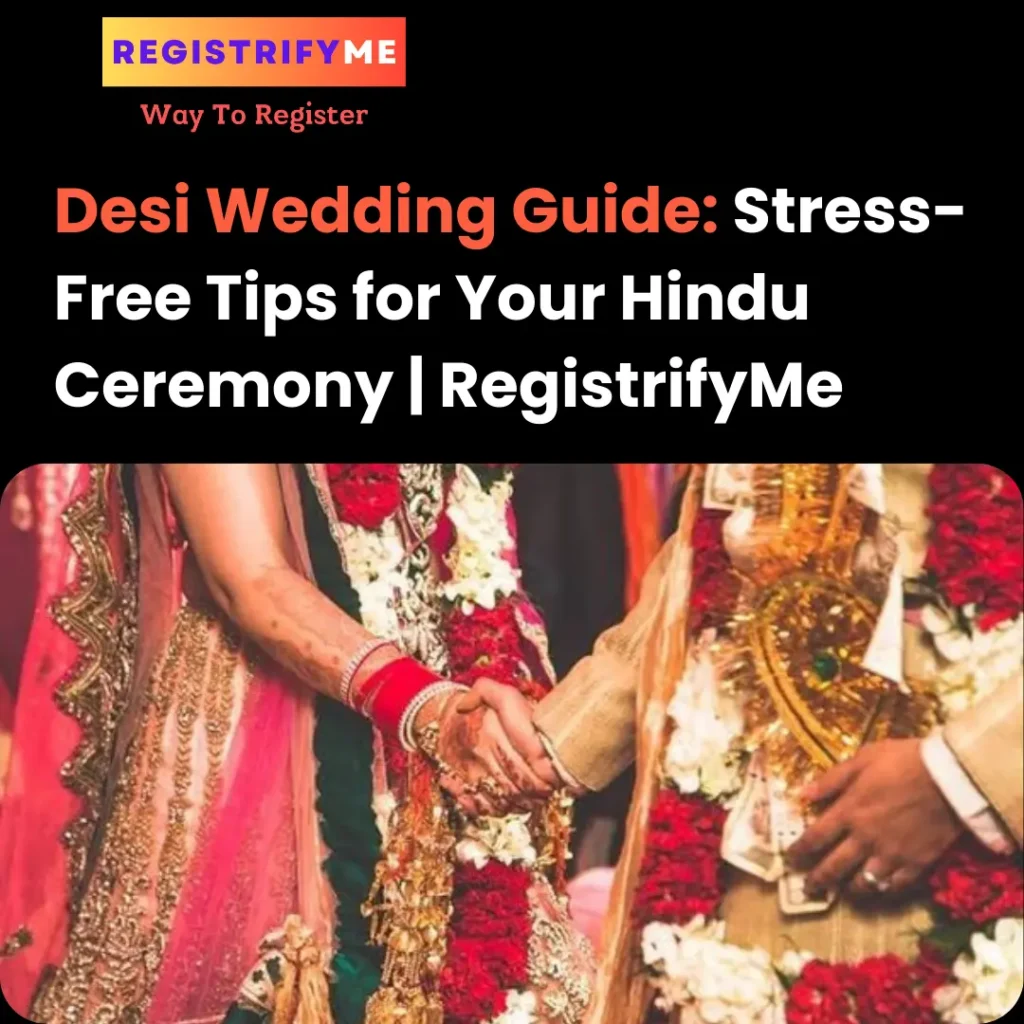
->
xmin=326 ymin=463 xmax=558 ymax=1024
xmin=634 ymin=468 xmax=1024 ymax=1024
xmin=439 ymin=464 xmax=546 ymax=1024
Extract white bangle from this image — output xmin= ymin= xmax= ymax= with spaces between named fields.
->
xmin=399 ymin=681 xmax=469 ymax=753
xmin=339 ymin=638 xmax=394 ymax=706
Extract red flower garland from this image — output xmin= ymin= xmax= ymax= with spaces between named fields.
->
xmin=926 ymin=464 xmax=1023 ymax=631
xmin=633 ymin=465 xmax=1024 ymax=1022
xmin=447 ymin=601 xmax=548 ymax=703
xmin=327 ymin=463 xmax=545 ymax=1024
xmin=688 ymin=510 xmax=741 ymax=634
xmin=786 ymin=947 xmax=949 ymax=1024
xmin=325 ymin=463 xmax=402 ymax=530
xmin=928 ymin=837 xmax=1024 ymax=926
xmin=438 ymin=466 xmax=548 ymax=1024
xmin=439 ymin=862 xmax=532 ymax=1024
xmin=632 ymin=789 xmax=727 ymax=927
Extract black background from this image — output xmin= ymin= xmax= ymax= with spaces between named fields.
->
xmin=6 ymin=13 xmax=1015 ymax=479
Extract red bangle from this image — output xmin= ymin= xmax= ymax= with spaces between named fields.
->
xmin=354 ymin=657 xmax=443 ymax=736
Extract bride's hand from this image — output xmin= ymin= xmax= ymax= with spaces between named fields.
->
xmin=415 ymin=679 xmax=557 ymax=816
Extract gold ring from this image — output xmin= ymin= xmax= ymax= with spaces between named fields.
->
xmin=478 ymin=776 xmax=507 ymax=800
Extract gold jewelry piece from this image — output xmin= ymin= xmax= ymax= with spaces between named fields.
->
xmin=401 ymin=682 xmax=470 ymax=753
xmin=726 ymin=464 xmax=938 ymax=789
xmin=477 ymin=775 xmax=508 ymax=800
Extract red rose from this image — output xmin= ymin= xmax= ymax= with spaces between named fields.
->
xmin=929 ymin=837 xmax=1024 ymax=925
xmin=443 ymin=859 xmax=532 ymax=1020
xmin=445 ymin=599 xmax=548 ymax=700
xmin=439 ymin=942 xmax=509 ymax=1024
xmin=689 ymin=511 xmax=742 ymax=632
xmin=632 ymin=789 xmax=727 ymax=927
xmin=925 ymin=464 xmax=1023 ymax=630
xmin=325 ymin=463 xmax=401 ymax=530
xmin=786 ymin=950 xmax=948 ymax=1024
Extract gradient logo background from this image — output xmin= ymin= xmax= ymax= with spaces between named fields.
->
xmin=102 ymin=17 xmax=406 ymax=86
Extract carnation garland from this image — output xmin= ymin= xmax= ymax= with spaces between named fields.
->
xmin=325 ymin=462 xmax=569 ymax=1024
xmin=634 ymin=467 xmax=1024 ymax=1024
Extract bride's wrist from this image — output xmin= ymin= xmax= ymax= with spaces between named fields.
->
xmin=403 ymin=683 xmax=469 ymax=754
xmin=350 ymin=655 xmax=445 ymax=735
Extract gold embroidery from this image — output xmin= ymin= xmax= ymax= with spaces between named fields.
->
xmin=302 ymin=463 xmax=449 ymax=675
xmin=514 ymin=605 xmax=558 ymax=687
xmin=724 ymin=464 xmax=937 ymax=788
xmin=395 ymin=464 xmax=448 ymax=675
xmin=33 ymin=606 xmax=244 ymax=1024
xmin=527 ymin=891 xmax=595 ymax=1024
xmin=51 ymin=464 xmax=139 ymax=902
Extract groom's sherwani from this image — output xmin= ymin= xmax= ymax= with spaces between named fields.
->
xmin=535 ymin=465 xmax=1023 ymax=977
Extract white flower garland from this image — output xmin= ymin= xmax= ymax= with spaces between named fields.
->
xmin=337 ymin=465 xmax=535 ymax=878
xmin=641 ymin=917 xmax=808 ymax=1024
xmin=456 ymin=812 xmax=538 ymax=870
xmin=333 ymin=466 xmax=550 ymax=1024
xmin=443 ymin=465 xmax=520 ymax=614
xmin=933 ymin=918 xmax=1024 ymax=1023
xmin=921 ymin=604 xmax=1024 ymax=717
xmin=486 ymin=990 xmax=538 ymax=1024
xmin=338 ymin=516 xmax=406 ymax=641
xmin=643 ymin=504 xmax=1024 ymax=1022
xmin=663 ymin=636 xmax=745 ymax=802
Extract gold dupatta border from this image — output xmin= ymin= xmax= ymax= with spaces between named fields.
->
xmin=51 ymin=464 xmax=139 ymax=906
xmin=588 ymin=466 xmax=705 ymax=1024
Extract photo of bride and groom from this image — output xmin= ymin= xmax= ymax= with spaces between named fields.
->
xmin=1 ymin=463 xmax=1021 ymax=1024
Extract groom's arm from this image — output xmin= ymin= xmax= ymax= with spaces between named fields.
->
xmin=532 ymin=536 xmax=677 ymax=792
xmin=943 ymin=671 xmax=1024 ymax=846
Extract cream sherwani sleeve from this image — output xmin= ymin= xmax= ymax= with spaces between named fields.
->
xmin=944 ymin=672 xmax=1024 ymax=846
xmin=533 ymin=536 xmax=677 ymax=792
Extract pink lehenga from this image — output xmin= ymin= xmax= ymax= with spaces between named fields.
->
xmin=0 ymin=465 xmax=331 ymax=1023
xmin=0 ymin=464 xmax=593 ymax=1024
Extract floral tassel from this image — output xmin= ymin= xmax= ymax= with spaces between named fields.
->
xmin=234 ymin=916 xmax=332 ymax=1024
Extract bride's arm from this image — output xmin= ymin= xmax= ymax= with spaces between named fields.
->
xmin=163 ymin=463 xmax=415 ymax=710
xmin=162 ymin=463 xmax=550 ymax=806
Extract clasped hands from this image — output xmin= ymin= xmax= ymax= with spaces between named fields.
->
xmin=415 ymin=678 xmax=568 ymax=816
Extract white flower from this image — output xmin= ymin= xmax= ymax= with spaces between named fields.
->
xmin=456 ymin=813 xmax=538 ymax=869
xmin=663 ymin=646 xmax=745 ymax=800
xmin=776 ymin=949 xmax=815 ymax=981
xmin=641 ymin=918 xmax=786 ymax=1023
xmin=922 ymin=604 xmax=1024 ymax=716
xmin=372 ymin=791 xmax=397 ymax=844
xmin=443 ymin=465 xmax=520 ymax=612
xmin=488 ymin=990 xmax=538 ymax=1024
xmin=339 ymin=520 xmax=405 ymax=639
xmin=934 ymin=918 xmax=1024 ymax=1023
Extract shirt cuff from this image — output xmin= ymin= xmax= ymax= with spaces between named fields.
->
xmin=536 ymin=729 xmax=588 ymax=795
xmin=921 ymin=732 xmax=1015 ymax=855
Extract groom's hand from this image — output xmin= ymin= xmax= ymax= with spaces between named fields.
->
xmin=787 ymin=738 xmax=963 ymax=898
